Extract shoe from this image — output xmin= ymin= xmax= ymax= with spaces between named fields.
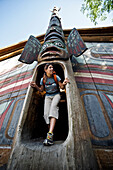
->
xmin=43 ymin=132 xmax=54 ymax=146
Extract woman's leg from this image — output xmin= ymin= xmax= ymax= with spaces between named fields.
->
xmin=44 ymin=118 xmax=56 ymax=146
xmin=43 ymin=94 xmax=60 ymax=145
xmin=44 ymin=96 xmax=52 ymax=125
xmin=49 ymin=117 xmax=56 ymax=133
xmin=49 ymin=94 xmax=61 ymax=133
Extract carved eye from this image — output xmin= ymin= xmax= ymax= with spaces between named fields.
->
xmin=55 ymin=42 xmax=64 ymax=48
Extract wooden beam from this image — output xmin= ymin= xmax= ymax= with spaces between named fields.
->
xmin=0 ymin=49 xmax=23 ymax=61
xmin=0 ymin=34 xmax=45 ymax=57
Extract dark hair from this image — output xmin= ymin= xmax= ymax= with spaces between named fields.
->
xmin=43 ymin=63 xmax=54 ymax=83
xmin=44 ymin=63 xmax=53 ymax=71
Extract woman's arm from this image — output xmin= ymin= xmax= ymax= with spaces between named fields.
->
xmin=30 ymin=81 xmax=44 ymax=92
xmin=58 ymin=78 xmax=70 ymax=89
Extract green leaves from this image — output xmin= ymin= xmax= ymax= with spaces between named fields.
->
xmin=81 ymin=0 xmax=113 ymax=25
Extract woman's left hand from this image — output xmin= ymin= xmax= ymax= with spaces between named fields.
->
xmin=63 ymin=78 xmax=70 ymax=85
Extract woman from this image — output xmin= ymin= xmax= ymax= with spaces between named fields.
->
xmin=30 ymin=63 xmax=69 ymax=146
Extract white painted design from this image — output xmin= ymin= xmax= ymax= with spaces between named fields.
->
xmin=74 ymin=72 xmax=113 ymax=80
xmin=0 ymin=146 xmax=11 ymax=149
xmin=0 ymin=78 xmax=31 ymax=93
xmin=0 ymin=101 xmax=11 ymax=116
xmin=106 ymin=94 xmax=113 ymax=103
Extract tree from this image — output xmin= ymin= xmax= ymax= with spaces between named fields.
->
xmin=81 ymin=0 xmax=113 ymax=25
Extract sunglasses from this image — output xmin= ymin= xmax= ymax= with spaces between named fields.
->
xmin=45 ymin=63 xmax=53 ymax=68
xmin=48 ymin=66 xmax=53 ymax=69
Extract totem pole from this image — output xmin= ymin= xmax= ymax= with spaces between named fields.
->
xmin=7 ymin=7 xmax=98 ymax=170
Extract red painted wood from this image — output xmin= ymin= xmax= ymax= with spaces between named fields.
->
xmin=0 ymin=82 xmax=30 ymax=96
xmin=0 ymin=100 xmax=13 ymax=130
xmin=75 ymin=77 xmax=113 ymax=84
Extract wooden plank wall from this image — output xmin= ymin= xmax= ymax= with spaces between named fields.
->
xmin=73 ymin=42 xmax=113 ymax=169
xmin=0 ymin=55 xmax=37 ymax=167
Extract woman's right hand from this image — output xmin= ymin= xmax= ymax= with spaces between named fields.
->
xmin=30 ymin=81 xmax=44 ymax=92
xmin=30 ymin=81 xmax=37 ymax=88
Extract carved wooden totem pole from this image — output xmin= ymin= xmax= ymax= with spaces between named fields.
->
xmin=7 ymin=7 xmax=98 ymax=170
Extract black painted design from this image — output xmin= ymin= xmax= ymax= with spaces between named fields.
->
xmin=83 ymin=94 xmax=109 ymax=138
xmin=100 ymin=93 xmax=113 ymax=128
xmin=67 ymin=28 xmax=87 ymax=57
xmin=0 ymin=97 xmax=25 ymax=145
xmin=18 ymin=35 xmax=41 ymax=64
xmin=38 ymin=15 xmax=69 ymax=61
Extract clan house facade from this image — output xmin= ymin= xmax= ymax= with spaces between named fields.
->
xmin=0 ymin=7 xmax=113 ymax=170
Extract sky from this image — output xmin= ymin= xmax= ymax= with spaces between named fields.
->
xmin=0 ymin=0 xmax=113 ymax=49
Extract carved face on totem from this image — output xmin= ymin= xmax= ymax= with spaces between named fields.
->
xmin=38 ymin=39 xmax=69 ymax=61
xmin=18 ymin=9 xmax=87 ymax=64
xmin=38 ymin=16 xmax=69 ymax=62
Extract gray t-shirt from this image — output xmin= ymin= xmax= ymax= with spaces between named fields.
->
xmin=40 ymin=75 xmax=61 ymax=96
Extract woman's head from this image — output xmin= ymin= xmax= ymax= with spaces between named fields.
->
xmin=44 ymin=63 xmax=54 ymax=77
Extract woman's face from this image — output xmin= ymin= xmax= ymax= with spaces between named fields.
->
xmin=45 ymin=64 xmax=53 ymax=76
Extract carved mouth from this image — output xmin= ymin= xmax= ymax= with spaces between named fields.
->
xmin=41 ymin=47 xmax=62 ymax=58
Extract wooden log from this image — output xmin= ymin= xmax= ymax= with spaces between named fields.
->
xmin=7 ymin=60 xmax=98 ymax=170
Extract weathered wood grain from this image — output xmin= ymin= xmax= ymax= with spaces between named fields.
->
xmin=0 ymin=56 xmax=36 ymax=167
xmin=7 ymin=60 xmax=98 ymax=170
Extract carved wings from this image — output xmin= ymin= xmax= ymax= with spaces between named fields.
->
xmin=18 ymin=28 xmax=87 ymax=64
xmin=18 ymin=35 xmax=41 ymax=64
xmin=67 ymin=28 xmax=87 ymax=57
